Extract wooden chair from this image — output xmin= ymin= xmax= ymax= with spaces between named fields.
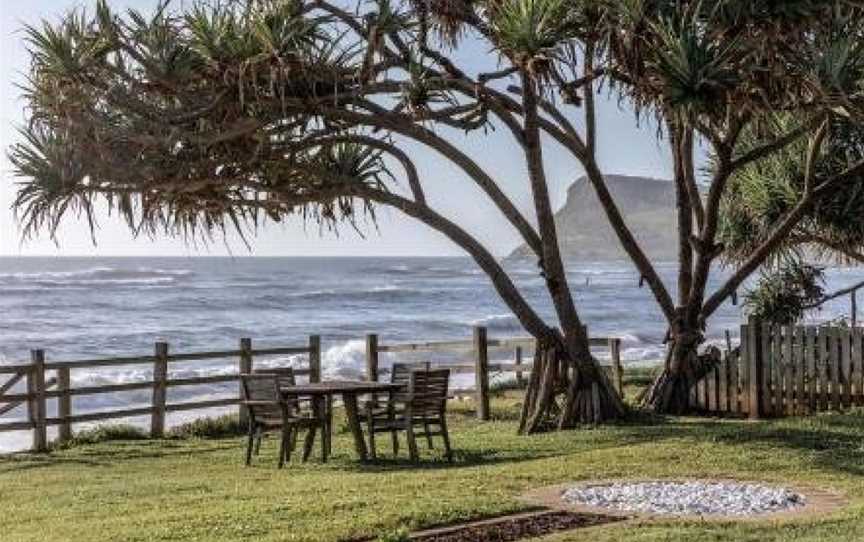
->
xmin=366 ymin=368 xmax=453 ymax=462
xmin=240 ymin=374 xmax=326 ymax=467
xmin=362 ymin=362 xmax=432 ymax=454
xmin=252 ymin=367 xmax=331 ymax=460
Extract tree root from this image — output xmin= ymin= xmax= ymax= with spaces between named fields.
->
xmin=519 ymin=343 xmax=624 ymax=434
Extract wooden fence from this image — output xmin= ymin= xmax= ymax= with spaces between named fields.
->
xmin=367 ymin=327 xmax=624 ymax=421
xmin=0 ymin=337 xmax=320 ymax=452
xmin=690 ymin=322 xmax=864 ymax=418
xmin=0 ymin=327 xmax=623 ymax=451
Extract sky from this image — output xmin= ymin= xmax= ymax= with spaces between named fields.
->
xmin=0 ymin=0 xmax=674 ymax=258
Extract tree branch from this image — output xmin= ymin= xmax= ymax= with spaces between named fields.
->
xmin=703 ymin=157 xmax=864 ymax=319
xmin=316 ymin=102 xmax=544 ymax=257
xmin=729 ymin=120 xmax=816 ymax=171
xmin=804 ymin=279 xmax=864 ymax=310
xmin=520 ymin=70 xmax=585 ymax=346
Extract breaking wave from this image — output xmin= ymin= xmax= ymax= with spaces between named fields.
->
xmin=0 ymin=267 xmax=193 ymax=287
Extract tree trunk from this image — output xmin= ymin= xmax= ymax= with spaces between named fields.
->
xmin=642 ymin=324 xmax=719 ymax=414
xmin=519 ymin=330 xmax=624 ymax=433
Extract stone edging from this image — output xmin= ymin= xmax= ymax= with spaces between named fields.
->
xmin=519 ymin=478 xmax=849 ymax=523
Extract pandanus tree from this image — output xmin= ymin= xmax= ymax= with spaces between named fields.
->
xmin=724 ymin=118 xmax=864 ymax=325
xmin=8 ymin=0 xmax=628 ymax=430
xmin=581 ymin=1 xmax=864 ymax=413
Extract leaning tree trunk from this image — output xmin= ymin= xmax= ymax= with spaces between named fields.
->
xmin=519 ymin=333 xmax=624 ymax=433
xmin=642 ymin=327 xmax=721 ymax=414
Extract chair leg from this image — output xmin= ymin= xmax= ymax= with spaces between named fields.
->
xmin=284 ymin=427 xmax=294 ymax=463
xmin=320 ymin=423 xmax=328 ymax=463
xmin=368 ymin=418 xmax=377 ymax=460
xmin=290 ymin=426 xmax=299 ymax=452
xmin=406 ymin=423 xmax=419 ymax=462
xmin=254 ymin=427 xmax=263 ymax=456
xmin=302 ymin=427 xmax=316 ymax=462
xmin=326 ymin=397 xmax=333 ymax=457
xmin=245 ymin=425 xmax=255 ymax=466
xmin=424 ymin=420 xmax=434 ymax=450
xmin=391 ymin=430 xmax=399 ymax=456
xmin=279 ymin=426 xmax=290 ymax=469
xmin=440 ymin=415 xmax=453 ymax=463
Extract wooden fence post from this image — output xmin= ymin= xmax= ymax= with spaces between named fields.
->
xmin=365 ymin=334 xmax=379 ymax=382
xmin=309 ymin=335 xmax=321 ymax=383
xmin=238 ymin=338 xmax=253 ymax=427
xmin=729 ymin=345 xmax=740 ymax=414
xmin=473 ymin=326 xmax=490 ymax=421
xmin=747 ymin=321 xmax=763 ymax=419
xmin=151 ymin=342 xmax=169 ymax=438
xmin=609 ymin=339 xmax=623 ymax=396
xmin=514 ymin=346 xmax=524 ymax=388
xmin=57 ymin=366 xmax=72 ymax=443
xmin=31 ymin=350 xmax=47 ymax=452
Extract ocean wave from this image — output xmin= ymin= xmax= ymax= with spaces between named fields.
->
xmin=277 ymin=284 xmax=428 ymax=302
xmin=0 ymin=267 xmax=193 ymax=287
xmin=470 ymin=313 xmax=517 ymax=326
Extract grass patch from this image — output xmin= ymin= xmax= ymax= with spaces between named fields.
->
xmin=2 ymin=393 xmax=863 ymax=542
xmin=48 ymin=424 xmax=147 ymax=451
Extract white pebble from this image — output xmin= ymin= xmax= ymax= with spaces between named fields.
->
xmin=562 ymin=481 xmax=805 ymax=516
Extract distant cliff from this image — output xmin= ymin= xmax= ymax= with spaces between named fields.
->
xmin=508 ymin=175 xmax=678 ymax=262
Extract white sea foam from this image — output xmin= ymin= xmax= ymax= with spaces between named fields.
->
xmin=0 ymin=267 xmax=193 ymax=287
xmin=469 ymin=313 xmax=519 ymax=327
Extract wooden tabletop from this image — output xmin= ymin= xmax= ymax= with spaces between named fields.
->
xmin=279 ymin=380 xmax=403 ymax=396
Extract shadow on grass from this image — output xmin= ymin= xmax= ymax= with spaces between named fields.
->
xmin=0 ymin=438 xmax=239 ymax=473
xmin=605 ymin=409 xmax=864 ymax=478
xmin=4 ymin=409 xmax=862 ymax=479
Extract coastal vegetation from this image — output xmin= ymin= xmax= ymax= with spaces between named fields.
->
xmin=604 ymin=3 xmax=864 ymax=414
xmin=9 ymin=0 xmax=864 ymax=431
xmin=8 ymin=0 xmax=635 ymax=430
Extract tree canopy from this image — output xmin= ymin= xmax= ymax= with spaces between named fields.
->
xmin=10 ymin=0 xmax=864 ymax=418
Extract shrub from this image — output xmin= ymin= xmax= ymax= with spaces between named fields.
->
xmin=169 ymin=414 xmax=245 ymax=439
xmin=50 ymin=424 xmax=147 ymax=450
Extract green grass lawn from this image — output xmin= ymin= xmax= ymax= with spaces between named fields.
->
xmin=2 ymin=383 xmax=864 ymax=542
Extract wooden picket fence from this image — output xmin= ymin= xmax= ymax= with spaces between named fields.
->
xmin=690 ymin=322 xmax=864 ymax=418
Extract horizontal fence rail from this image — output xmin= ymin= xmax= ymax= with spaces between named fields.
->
xmin=0 ymin=337 xmax=320 ymax=452
xmin=367 ymin=327 xmax=623 ymax=421
xmin=1 ymin=328 xmax=624 ymax=451
xmin=690 ymin=322 xmax=864 ymax=418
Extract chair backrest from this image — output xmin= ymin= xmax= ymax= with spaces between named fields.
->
xmin=407 ymin=368 xmax=450 ymax=416
xmin=240 ymin=374 xmax=283 ymax=422
xmin=390 ymin=362 xmax=431 ymax=384
xmin=253 ymin=367 xmax=298 ymax=410
xmin=390 ymin=362 xmax=430 ymax=401
xmin=253 ymin=366 xmax=296 ymax=387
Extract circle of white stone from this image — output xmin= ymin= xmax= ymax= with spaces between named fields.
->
xmin=561 ymin=481 xmax=806 ymax=517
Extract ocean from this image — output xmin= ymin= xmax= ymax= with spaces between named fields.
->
xmin=1 ymin=256 xmax=862 ymax=451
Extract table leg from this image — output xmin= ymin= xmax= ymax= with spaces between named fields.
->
xmin=342 ymin=392 xmax=368 ymax=461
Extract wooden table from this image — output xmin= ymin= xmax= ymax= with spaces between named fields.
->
xmin=280 ymin=380 xmax=403 ymax=461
